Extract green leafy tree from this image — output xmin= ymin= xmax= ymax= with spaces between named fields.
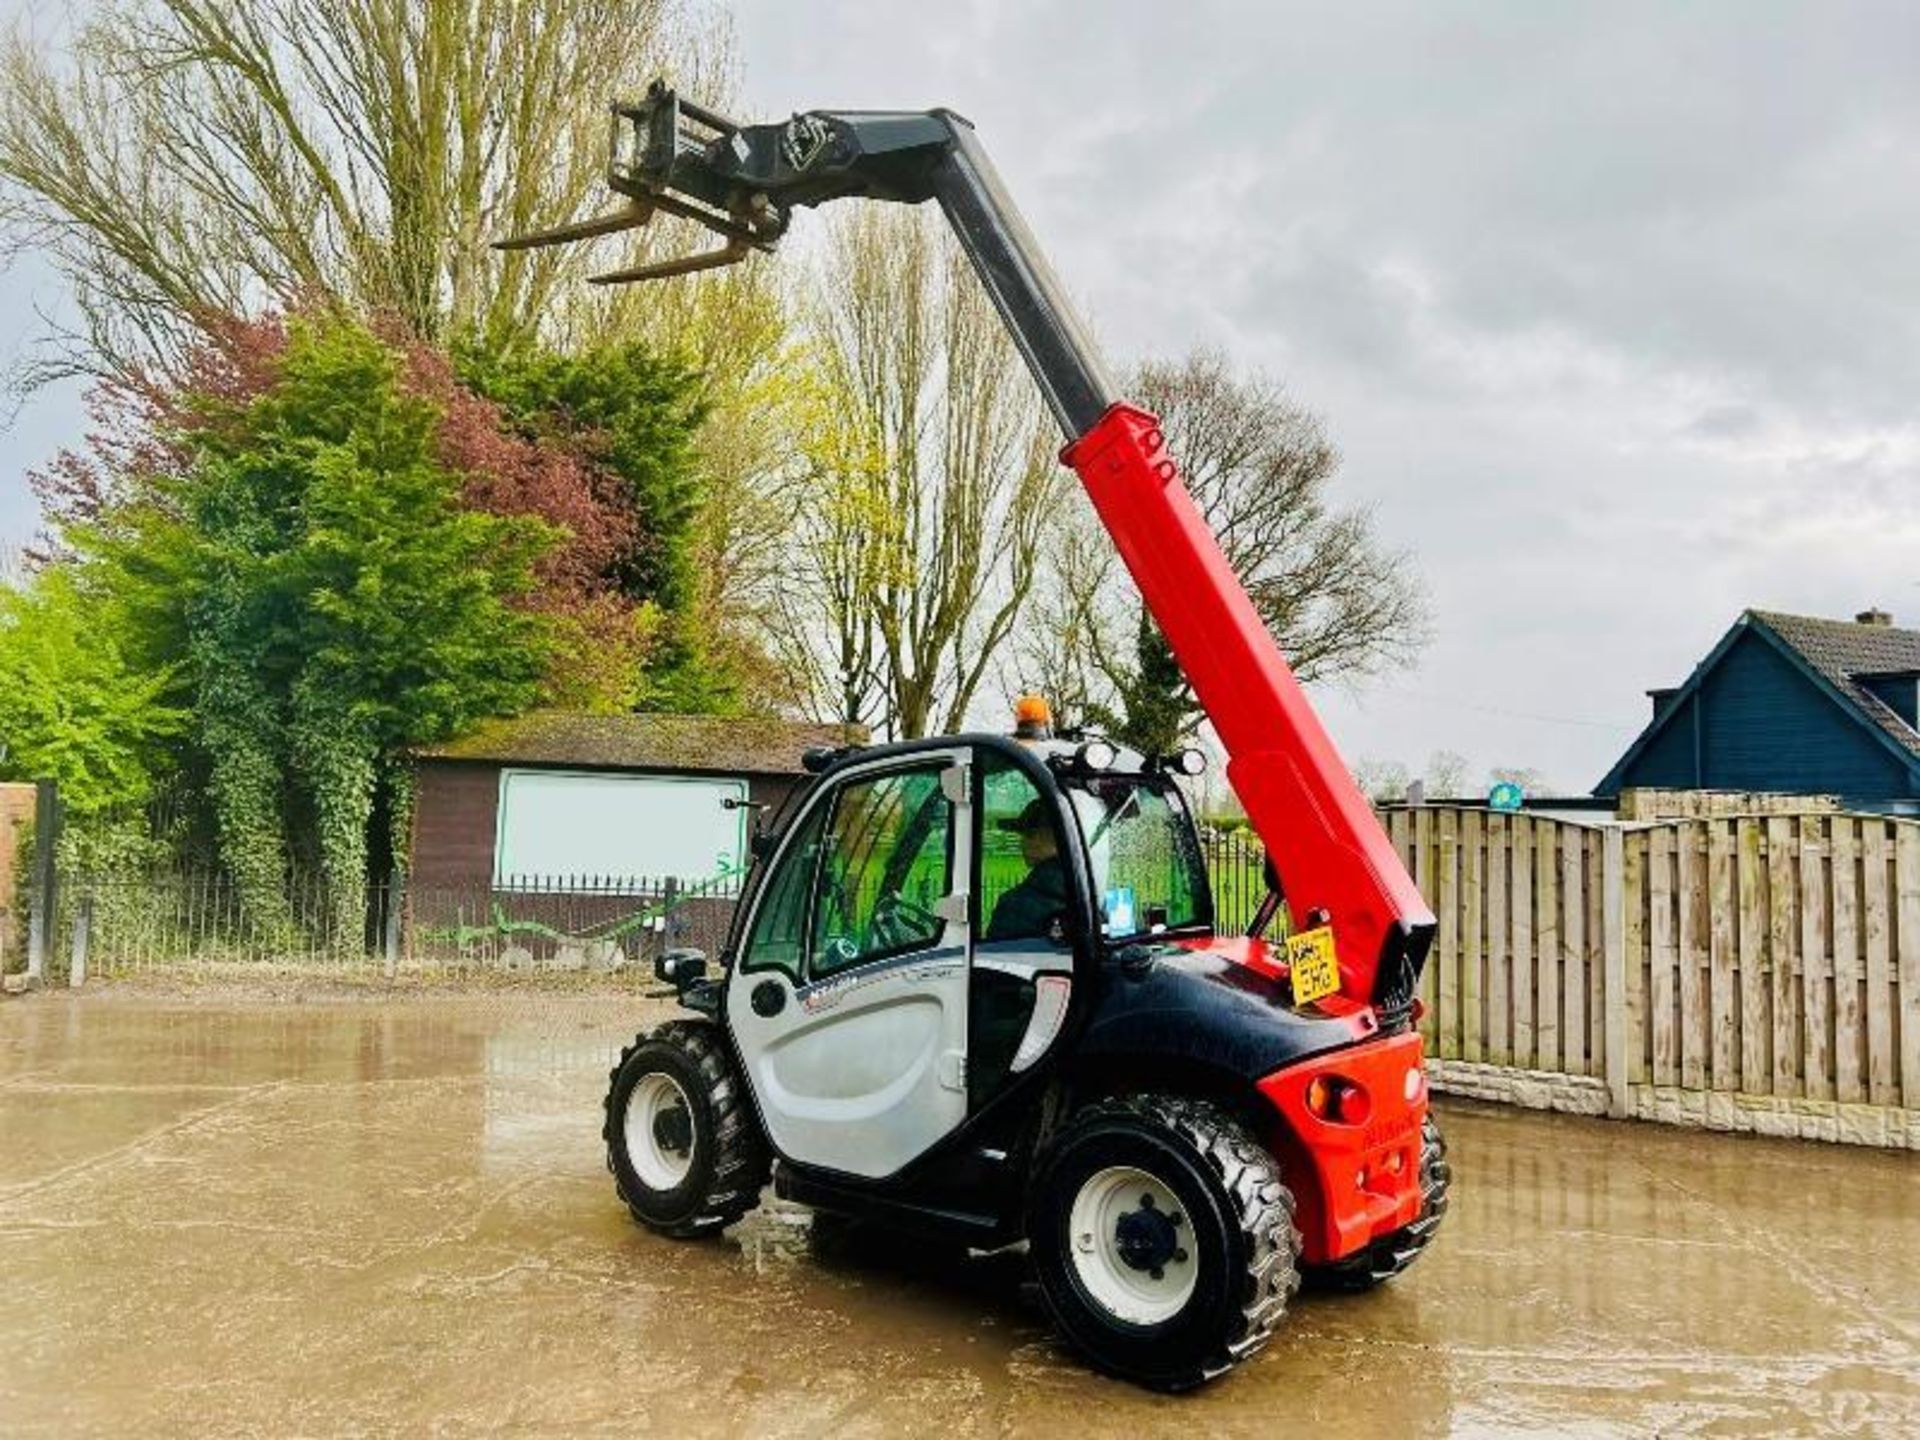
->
xmin=456 ymin=338 xmax=726 ymax=710
xmin=75 ymin=316 xmax=555 ymax=929
xmin=1 ymin=0 xmax=800 ymax=729
xmin=0 ymin=568 xmax=184 ymax=812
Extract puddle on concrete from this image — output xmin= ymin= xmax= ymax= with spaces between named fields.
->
xmin=2 ymin=991 xmax=1917 ymax=1436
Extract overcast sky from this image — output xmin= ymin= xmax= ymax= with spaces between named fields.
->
xmin=5 ymin=1 xmax=1917 ymax=793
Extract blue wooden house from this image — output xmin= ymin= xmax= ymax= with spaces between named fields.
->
xmin=1597 ymin=609 xmax=1920 ymax=816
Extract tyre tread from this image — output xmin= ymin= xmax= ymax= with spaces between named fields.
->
xmin=1039 ymin=1093 xmax=1301 ymax=1390
xmin=603 ymin=1019 xmax=769 ymax=1239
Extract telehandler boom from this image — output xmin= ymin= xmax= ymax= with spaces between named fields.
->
xmin=501 ymin=84 xmax=1436 ymax=1015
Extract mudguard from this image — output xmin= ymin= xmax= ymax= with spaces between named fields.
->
xmin=1072 ymin=945 xmax=1375 ymax=1082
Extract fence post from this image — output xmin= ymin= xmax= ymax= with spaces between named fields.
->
xmin=661 ymin=875 xmax=679 ymax=949
xmin=1602 ymin=826 xmax=1629 ymax=1118
xmin=383 ymin=866 xmax=404 ymax=980
xmin=24 ymin=778 xmax=61 ymax=988
xmin=68 ymin=891 xmax=91 ymax=988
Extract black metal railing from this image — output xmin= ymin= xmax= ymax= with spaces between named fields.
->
xmin=36 ymin=832 xmax=1274 ymax=981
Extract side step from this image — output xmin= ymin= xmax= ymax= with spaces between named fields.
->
xmin=773 ymin=1159 xmax=1020 ymax=1248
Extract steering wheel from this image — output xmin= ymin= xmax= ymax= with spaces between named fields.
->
xmin=869 ymin=891 xmax=942 ymax=951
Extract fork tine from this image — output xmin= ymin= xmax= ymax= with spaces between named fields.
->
xmin=493 ymin=202 xmax=655 ymax=253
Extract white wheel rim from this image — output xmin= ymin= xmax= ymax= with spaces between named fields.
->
xmin=623 ymin=1072 xmax=696 ymax=1191
xmin=1067 ymin=1164 xmax=1199 ymax=1325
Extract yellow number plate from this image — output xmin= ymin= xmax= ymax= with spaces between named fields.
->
xmin=1285 ymin=927 xmax=1342 ymax=1008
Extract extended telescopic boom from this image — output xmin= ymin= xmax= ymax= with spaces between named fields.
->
xmin=499 ymin=84 xmax=1436 ymax=1012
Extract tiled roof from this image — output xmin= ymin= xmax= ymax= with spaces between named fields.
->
xmin=415 ymin=711 xmax=865 ymax=775
xmin=1749 ymin=611 xmax=1920 ymax=758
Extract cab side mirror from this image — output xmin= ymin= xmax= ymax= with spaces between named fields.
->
xmin=655 ymin=948 xmax=707 ymax=989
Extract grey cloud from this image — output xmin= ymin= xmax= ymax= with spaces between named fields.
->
xmin=4 ymin=0 xmax=1913 ymax=791
xmin=718 ymin=0 xmax=1917 ymax=785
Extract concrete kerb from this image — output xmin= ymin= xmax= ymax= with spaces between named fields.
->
xmin=1427 ymin=1056 xmax=1920 ymax=1152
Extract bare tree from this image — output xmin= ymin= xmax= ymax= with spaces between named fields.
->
xmin=773 ymin=207 xmax=1062 ymax=739
xmin=1353 ymin=757 xmax=1412 ymax=803
xmin=1423 ymin=748 xmax=1470 ymax=797
xmin=1487 ymin=764 xmax=1553 ymax=797
xmin=0 ymin=0 xmax=739 ymax=377
xmin=1004 ymin=517 xmax=1106 ymax=731
xmin=1034 ymin=348 xmax=1427 ymax=753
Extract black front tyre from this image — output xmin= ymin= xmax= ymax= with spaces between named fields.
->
xmin=1302 ymin=1113 xmax=1451 ymax=1292
xmin=1028 ymin=1095 xmax=1300 ymax=1391
xmin=604 ymin=1020 xmax=769 ymax=1238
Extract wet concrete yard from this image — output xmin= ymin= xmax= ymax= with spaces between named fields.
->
xmin=3 ymin=992 xmax=1918 ymax=1437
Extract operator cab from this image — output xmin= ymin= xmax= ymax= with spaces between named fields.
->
xmin=1001 ymin=760 xmax=1213 ymax=945
xmin=716 ymin=702 xmax=1211 ymax=1182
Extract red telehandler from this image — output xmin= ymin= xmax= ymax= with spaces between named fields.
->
xmin=501 ymin=86 xmax=1448 ymax=1389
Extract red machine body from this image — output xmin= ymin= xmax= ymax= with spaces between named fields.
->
xmin=1171 ymin=930 xmax=1432 ymax=1263
xmin=1065 ymin=404 xmax=1435 ymax=1005
xmin=1259 ymin=1032 xmax=1430 ymax=1261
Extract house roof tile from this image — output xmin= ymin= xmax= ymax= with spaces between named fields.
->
xmin=415 ymin=711 xmax=865 ymax=775
xmin=1748 ymin=610 xmax=1920 ymax=758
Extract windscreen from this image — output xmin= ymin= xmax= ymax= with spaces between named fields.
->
xmin=1063 ymin=776 xmax=1211 ymax=940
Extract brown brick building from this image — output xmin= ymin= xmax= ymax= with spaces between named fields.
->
xmin=408 ymin=711 xmax=861 ymax=893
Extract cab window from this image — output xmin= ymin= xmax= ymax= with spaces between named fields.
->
xmin=979 ymin=754 xmax=1067 ymax=943
xmin=1065 ymin=777 xmax=1210 ymax=938
xmin=739 ymin=802 xmax=828 ymax=980
xmin=808 ymin=767 xmax=954 ymax=979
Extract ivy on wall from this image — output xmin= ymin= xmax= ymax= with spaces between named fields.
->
xmin=48 ymin=317 xmax=556 ymax=927
xmin=17 ymin=308 xmax=722 ymax=934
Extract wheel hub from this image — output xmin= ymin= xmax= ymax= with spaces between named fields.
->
xmin=1066 ymin=1165 xmax=1199 ymax=1324
xmin=623 ymin=1071 xmax=697 ymax=1191
xmin=1113 ymin=1195 xmax=1183 ymax=1275
xmin=652 ymin=1105 xmax=692 ymax=1156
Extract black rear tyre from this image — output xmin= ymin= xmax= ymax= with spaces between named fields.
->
xmin=1302 ymin=1113 xmax=1450 ymax=1292
xmin=1028 ymin=1095 xmax=1300 ymax=1391
xmin=604 ymin=1020 xmax=769 ymax=1238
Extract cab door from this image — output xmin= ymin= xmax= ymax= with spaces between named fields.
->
xmin=968 ymin=750 xmax=1077 ymax=1110
xmin=726 ymin=752 xmax=972 ymax=1179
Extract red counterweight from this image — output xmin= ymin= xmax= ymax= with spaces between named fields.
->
xmin=1063 ymin=403 xmax=1435 ymax=1005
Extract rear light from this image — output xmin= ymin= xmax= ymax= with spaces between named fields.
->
xmin=1404 ymin=1067 xmax=1424 ymax=1102
xmin=1306 ymin=1076 xmax=1331 ymax=1116
xmin=1333 ymin=1082 xmax=1372 ymax=1126
xmin=1305 ymin=1074 xmax=1372 ymax=1125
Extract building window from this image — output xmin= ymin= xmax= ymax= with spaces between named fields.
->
xmin=493 ymin=769 xmax=749 ymax=891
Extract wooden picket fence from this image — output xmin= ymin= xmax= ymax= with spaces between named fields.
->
xmin=1385 ymin=806 xmax=1920 ymax=1141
